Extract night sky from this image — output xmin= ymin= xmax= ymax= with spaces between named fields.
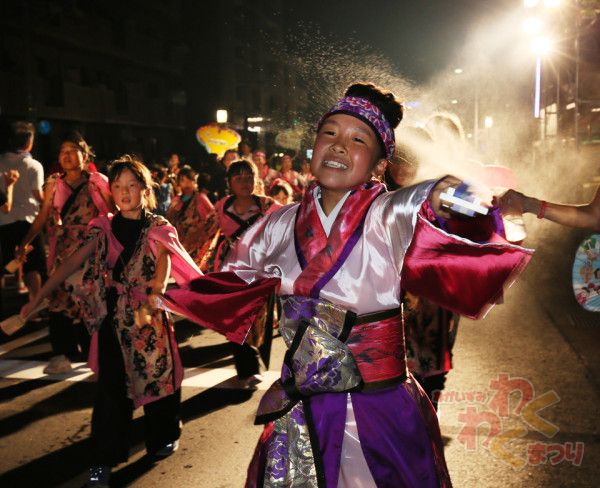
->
xmin=287 ymin=0 xmax=517 ymax=83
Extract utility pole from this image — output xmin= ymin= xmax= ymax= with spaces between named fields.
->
xmin=574 ymin=5 xmax=580 ymax=150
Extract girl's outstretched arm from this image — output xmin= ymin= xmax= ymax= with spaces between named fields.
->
xmin=20 ymin=238 xmax=96 ymax=317
xmin=18 ymin=177 xmax=56 ymax=253
xmin=428 ymin=175 xmax=463 ymax=219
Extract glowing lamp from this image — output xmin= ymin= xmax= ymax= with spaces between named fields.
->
xmin=522 ymin=17 xmax=542 ymax=35
xmin=543 ymin=0 xmax=560 ymax=8
xmin=216 ymin=109 xmax=228 ymax=124
xmin=532 ymin=36 xmax=553 ymax=56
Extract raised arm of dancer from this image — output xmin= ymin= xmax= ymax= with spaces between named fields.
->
xmin=20 ymin=238 xmax=96 ymax=317
xmin=499 ymin=186 xmax=600 ymax=231
xmin=18 ymin=178 xmax=56 ymax=253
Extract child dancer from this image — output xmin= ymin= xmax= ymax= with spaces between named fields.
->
xmin=19 ymin=132 xmax=112 ymax=373
xmin=275 ymin=154 xmax=304 ymax=199
xmin=21 ymin=156 xmax=202 ymax=487
xmin=166 ymin=165 xmax=216 ymax=267
xmin=208 ymin=160 xmax=281 ymax=387
xmin=190 ymin=82 xmax=533 ymax=487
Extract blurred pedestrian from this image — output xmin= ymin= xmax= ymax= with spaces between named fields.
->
xmin=166 ymin=165 xmax=216 ymax=267
xmin=0 ymin=121 xmax=45 ymax=302
xmin=275 ymin=153 xmax=304 ymax=199
xmin=0 ymin=169 xmax=19 ymax=213
xmin=151 ymin=164 xmax=172 ymax=216
xmin=239 ymin=140 xmax=253 ymax=162
xmin=206 ymin=149 xmax=238 ymax=200
xmin=268 ymin=178 xmax=294 ymax=206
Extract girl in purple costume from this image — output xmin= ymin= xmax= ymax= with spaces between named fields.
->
xmin=212 ymin=82 xmax=533 ymax=488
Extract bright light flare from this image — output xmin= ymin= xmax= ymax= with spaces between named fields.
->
xmin=454 ymin=68 xmax=463 ymax=74
xmin=531 ymin=36 xmax=553 ymax=56
xmin=534 ymin=56 xmax=542 ymax=117
xmin=484 ymin=116 xmax=494 ymax=129
xmin=216 ymin=109 xmax=228 ymax=124
xmin=524 ymin=0 xmax=539 ymax=8
xmin=451 ymin=99 xmax=459 ymax=105
xmin=543 ymin=0 xmax=561 ymax=8
xmin=522 ymin=17 xmax=542 ymax=35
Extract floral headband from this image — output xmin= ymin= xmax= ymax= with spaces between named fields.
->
xmin=317 ymin=96 xmax=396 ymax=159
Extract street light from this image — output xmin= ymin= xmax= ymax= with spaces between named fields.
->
xmin=531 ymin=36 xmax=553 ymax=56
xmin=216 ymin=109 xmax=228 ymax=124
xmin=531 ymin=36 xmax=554 ymax=118
xmin=543 ymin=0 xmax=561 ymax=8
xmin=522 ymin=17 xmax=543 ymax=34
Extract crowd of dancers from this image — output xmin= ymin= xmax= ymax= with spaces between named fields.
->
xmin=1 ymin=80 xmax=599 ymax=488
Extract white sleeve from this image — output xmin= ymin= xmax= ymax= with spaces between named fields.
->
xmin=221 ymin=205 xmax=296 ymax=283
xmin=376 ymin=180 xmax=437 ymax=273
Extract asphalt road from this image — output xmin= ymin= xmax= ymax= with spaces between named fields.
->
xmin=0 ymin=219 xmax=598 ymax=487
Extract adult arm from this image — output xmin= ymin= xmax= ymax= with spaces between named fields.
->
xmin=382 ymin=179 xmax=533 ymax=319
xmin=499 ymin=187 xmax=600 ymax=231
xmin=0 ymin=170 xmax=19 ymax=213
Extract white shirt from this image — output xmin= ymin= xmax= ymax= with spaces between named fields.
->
xmin=313 ymin=186 xmax=351 ymax=237
xmin=0 ymin=151 xmax=44 ymax=224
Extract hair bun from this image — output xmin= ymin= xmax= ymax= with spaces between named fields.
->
xmin=344 ymin=82 xmax=403 ymax=129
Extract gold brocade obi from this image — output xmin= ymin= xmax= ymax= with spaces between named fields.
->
xmin=256 ymin=295 xmax=406 ymax=423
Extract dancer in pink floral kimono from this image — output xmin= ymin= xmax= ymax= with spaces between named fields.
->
xmin=20 ymin=156 xmax=206 ymax=487
xmin=207 ymin=160 xmax=281 ymax=387
xmin=18 ymin=132 xmax=112 ymax=374
xmin=179 ymin=82 xmax=533 ymax=487
xmin=166 ymin=165 xmax=216 ymax=267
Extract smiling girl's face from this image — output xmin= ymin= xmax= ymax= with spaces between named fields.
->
xmin=311 ymin=113 xmax=385 ymax=195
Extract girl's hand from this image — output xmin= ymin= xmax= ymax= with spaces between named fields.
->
xmin=145 ymin=278 xmax=166 ymax=296
xmin=429 ymin=175 xmax=463 ymax=219
xmin=147 ymin=294 xmax=162 ymax=311
xmin=20 ymin=300 xmax=37 ymax=320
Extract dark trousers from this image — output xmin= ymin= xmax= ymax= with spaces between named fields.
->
xmin=231 ymin=342 xmax=261 ymax=379
xmin=91 ymin=316 xmax=181 ymax=466
xmin=0 ymin=220 xmax=46 ymax=274
xmin=48 ymin=311 xmax=90 ymax=360
xmin=415 ymin=373 xmax=448 ymax=412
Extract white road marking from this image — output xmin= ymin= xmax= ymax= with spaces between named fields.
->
xmin=0 ymin=358 xmax=281 ymax=390
xmin=0 ymin=328 xmax=49 ymax=357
